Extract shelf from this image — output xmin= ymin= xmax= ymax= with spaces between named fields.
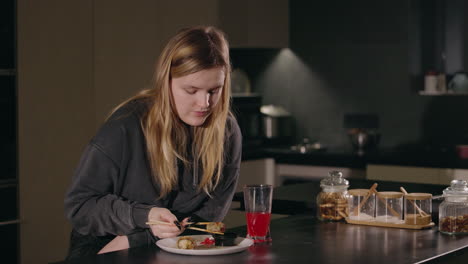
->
xmin=419 ymin=91 xmax=468 ymax=96
xmin=0 ymin=179 xmax=17 ymax=189
xmin=0 ymin=219 xmax=20 ymax=226
xmin=0 ymin=69 xmax=15 ymax=76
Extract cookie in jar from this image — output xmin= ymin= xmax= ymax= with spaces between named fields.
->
xmin=438 ymin=180 xmax=468 ymax=235
xmin=316 ymin=171 xmax=350 ymax=221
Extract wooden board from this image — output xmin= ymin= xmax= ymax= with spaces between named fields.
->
xmin=346 ymin=218 xmax=435 ymax=230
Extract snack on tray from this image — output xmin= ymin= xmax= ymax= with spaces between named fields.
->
xmin=176 ymin=236 xmax=196 ymax=249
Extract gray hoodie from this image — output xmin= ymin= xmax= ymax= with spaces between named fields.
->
xmin=64 ymin=99 xmax=242 ymax=256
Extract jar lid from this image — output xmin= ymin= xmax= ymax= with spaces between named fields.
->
xmin=376 ymin=191 xmax=403 ymax=199
xmin=320 ymin=171 xmax=349 ymax=188
xmin=443 ymin=180 xmax=468 ymax=196
xmin=348 ymin=189 xmax=370 ymax=196
xmin=405 ymin=193 xmax=432 ymax=200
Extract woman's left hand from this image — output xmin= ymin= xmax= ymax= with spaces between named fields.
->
xmin=97 ymin=236 xmax=129 ymax=254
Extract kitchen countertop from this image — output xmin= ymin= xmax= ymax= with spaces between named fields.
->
xmin=55 ymin=180 xmax=468 ymax=264
xmin=54 ymin=214 xmax=468 ymax=264
xmin=242 ymin=145 xmax=468 ymax=169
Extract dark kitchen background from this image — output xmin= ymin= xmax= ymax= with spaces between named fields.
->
xmin=232 ymin=0 xmax=468 ymax=150
xmin=2 ymin=0 xmax=468 ymax=263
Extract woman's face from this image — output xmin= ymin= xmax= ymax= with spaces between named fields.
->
xmin=171 ymin=67 xmax=225 ymax=127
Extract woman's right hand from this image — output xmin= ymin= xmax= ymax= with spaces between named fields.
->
xmin=148 ymin=207 xmax=185 ymax=238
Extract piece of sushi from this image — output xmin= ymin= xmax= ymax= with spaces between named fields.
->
xmin=176 ymin=236 xmax=196 ymax=249
xmin=206 ymin=222 xmax=226 ymax=233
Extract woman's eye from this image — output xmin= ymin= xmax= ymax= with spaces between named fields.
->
xmin=209 ymin=89 xmax=220 ymax=94
xmin=185 ymin=89 xmax=196 ymax=94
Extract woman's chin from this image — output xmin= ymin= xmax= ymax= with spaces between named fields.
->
xmin=182 ymin=117 xmax=207 ymax=127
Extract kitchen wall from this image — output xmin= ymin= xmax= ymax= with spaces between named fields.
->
xmin=17 ymin=0 xmax=219 ymax=263
xmin=17 ymin=0 xmax=285 ymax=263
xmin=14 ymin=0 xmax=468 ymax=263
xmin=18 ymin=1 xmax=94 ymax=264
xmin=233 ymin=0 xmax=468 ymax=150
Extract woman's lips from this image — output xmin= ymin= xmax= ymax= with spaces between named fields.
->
xmin=194 ymin=111 xmax=209 ymax=117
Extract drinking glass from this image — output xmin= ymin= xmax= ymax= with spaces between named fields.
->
xmin=243 ymin=184 xmax=273 ymax=243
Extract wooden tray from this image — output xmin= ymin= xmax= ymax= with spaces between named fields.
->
xmin=345 ymin=218 xmax=435 ymax=230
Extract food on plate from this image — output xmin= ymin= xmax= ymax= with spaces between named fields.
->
xmin=176 ymin=236 xmax=196 ymax=249
xmin=206 ymin=222 xmax=226 ymax=233
xmin=175 ymin=233 xmax=240 ymax=250
xmin=213 ymin=232 xmax=238 ymax=246
xmin=196 ymin=237 xmax=216 ymax=249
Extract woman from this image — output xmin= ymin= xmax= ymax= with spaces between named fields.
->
xmin=64 ymin=26 xmax=242 ymax=258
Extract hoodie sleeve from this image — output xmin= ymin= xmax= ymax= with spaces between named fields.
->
xmin=64 ymin=141 xmax=153 ymax=237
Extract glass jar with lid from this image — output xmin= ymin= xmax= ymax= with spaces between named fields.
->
xmin=316 ymin=171 xmax=349 ymax=221
xmin=404 ymin=193 xmax=432 ymax=225
xmin=348 ymin=189 xmax=375 ymax=221
xmin=375 ymin=192 xmax=403 ymax=223
xmin=439 ymin=180 xmax=468 ymax=235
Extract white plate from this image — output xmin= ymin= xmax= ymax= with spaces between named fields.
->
xmin=156 ymin=235 xmax=254 ymax=256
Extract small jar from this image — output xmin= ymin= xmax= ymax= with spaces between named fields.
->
xmin=424 ymin=71 xmax=438 ymax=93
xmin=438 ymin=180 xmax=468 ymax=235
xmin=404 ymin=193 xmax=432 ymax=225
xmin=316 ymin=171 xmax=349 ymax=221
xmin=375 ymin=192 xmax=403 ymax=223
xmin=348 ymin=189 xmax=375 ymax=221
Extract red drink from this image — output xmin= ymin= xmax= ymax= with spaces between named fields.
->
xmin=246 ymin=212 xmax=271 ymax=237
xmin=244 ymin=184 xmax=273 ymax=243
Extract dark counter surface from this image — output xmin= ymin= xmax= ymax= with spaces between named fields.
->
xmin=229 ymin=214 xmax=468 ymax=264
xmin=55 ymin=214 xmax=468 ymax=264
xmin=56 ymin=180 xmax=468 ymax=264
xmin=243 ymin=145 xmax=468 ymax=169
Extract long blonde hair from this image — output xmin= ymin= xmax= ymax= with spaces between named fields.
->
xmin=112 ymin=26 xmax=232 ymax=198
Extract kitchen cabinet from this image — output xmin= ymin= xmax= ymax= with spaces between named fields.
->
xmin=0 ymin=183 xmax=18 ymax=263
xmin=94 ymin=0 xmax=288 ymax=121
xmin=0 ymin=0 xmax=18 ymax=263
xmin=0 ymin=0 xmax=15 ymax=68
xmin=0 ymin=0 xmax=16 ymax=180
xmin=275 ymin=164 xmax=366 ymax=185
xmin=155 ymin=0 xmax=289 ymax=49
xmin=18 ymin=1 xmax=94 ymax=263
xmin=367 ymin=164 xmax=468 ymax=185
xmin=0 ymin=224 xmax=18 ymax=263
xmin=409 ymin=0 xmax=468 ymax=94
xmin=218 ymin=0 xmax=289 ymax=48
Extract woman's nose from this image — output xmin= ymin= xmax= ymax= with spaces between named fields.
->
xmin=197 ymin=93 xmax=210 ymax=108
